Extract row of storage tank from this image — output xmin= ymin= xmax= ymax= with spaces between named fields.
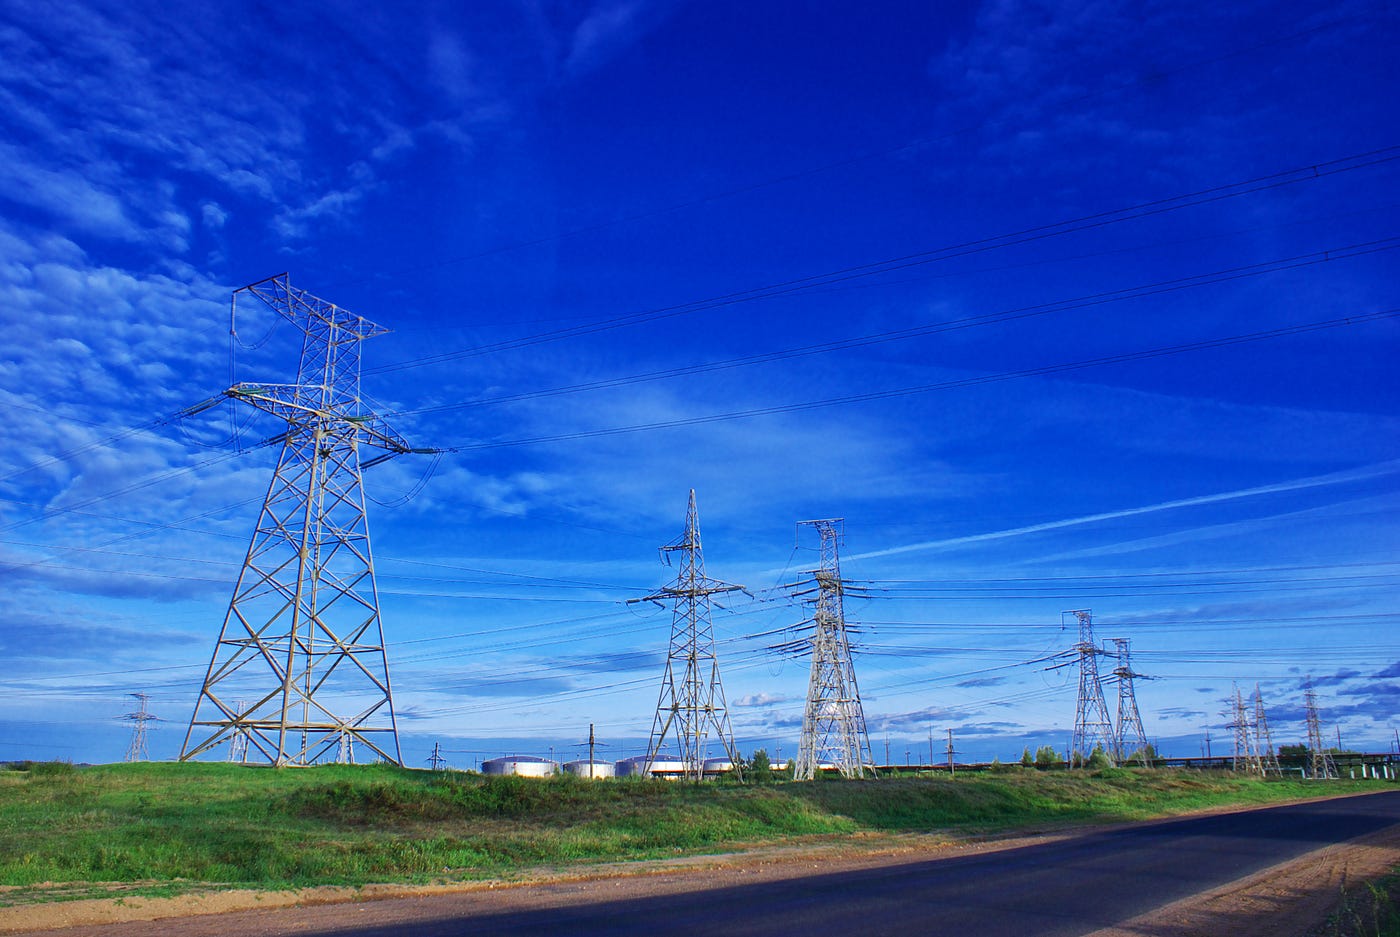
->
xmin=480 ymin=754 xmax=737 ymax=779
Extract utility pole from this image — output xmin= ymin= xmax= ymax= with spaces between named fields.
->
xmin=1111 ymin=638 xmax=1149 ymax=764
xmin=792 ymin=519 xmax=875 ymax=780
xmin=1066 ymin=610 xmax=1115 ymax=766
xmin=427 ymin=742 xmax=445 ymax=771
xmin=884 ymin=734 xmax=890 ymax=766
xmin=929 ymin=726 xmax=934 ymax=767
xmin=123 ymin=692 xmax=157 ymax=762
xmin=182 ymin=275 xmax=425 ymax=767
xmin=588 ymin=723 xmax=596 ymax=779
xmin=630 ymin=490 xmax=744 ymax=782
xmin=1204 ymin=729 xmax=1212 ymax=760
xmin=1304 ymin=676 xmax=1337 ymax=780
xmin=946 ymin=728 xmax=955 ymax=777
xmin=1251 ymin=684 xmax=1281 ymax=776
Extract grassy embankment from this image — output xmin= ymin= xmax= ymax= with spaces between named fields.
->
xmin=0 ymin=760 xmax=1388 ymax=903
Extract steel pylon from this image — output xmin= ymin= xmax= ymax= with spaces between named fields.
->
xmin=632 ymin=490 xmax=744 ymax=782
xmin=1067 ymin=609 xmax=1115 ymax=767
xmin=1111 ymin=637 xmax=1149 ymax=764
xmin=1303 ymin=676 xmax=1338 ymax=780
xmin=123 ymin=692 xmax=156 ymax=762
xmin=181 ymin=274 xmax=419 ymax=767
xmin=1230 ymin=682 xmax=1262 ymax=774
xmin=1252 ymin=684 xmax=1282 ymax=776
xmin=793 ymin=519 xmax=875 ymax=780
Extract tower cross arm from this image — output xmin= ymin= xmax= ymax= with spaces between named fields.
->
xmin=627 ymin=581 xmax=745 ymax=604
xmin=237 ymin=273 xmax=391 ymax=342
xmin=225 ymin=384 xmax=414 ymax=453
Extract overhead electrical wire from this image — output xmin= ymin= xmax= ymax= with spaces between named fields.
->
xmin=366 ymin=147 xmax=1400 ymax=376
xmin=391 ymin=236 xmax=1400 ymax=418
xmin=433 ymin=303 xmax=1400 ymax=451
xmin=11 ymin=185 xmax=1395 ymax=534
xmin=332 ymin=6 xmax=1380 ymax=292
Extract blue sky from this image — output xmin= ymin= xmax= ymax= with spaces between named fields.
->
xmin=1 ymin=0 xmax=1397 ymax=769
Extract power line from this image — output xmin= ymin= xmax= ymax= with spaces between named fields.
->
xmin=366 ymin=147 xmax=1400 ymax=377
xmin=328 ymin=6 xmax=1381 ymax=290
xmin=432 ymin=304 xmax=1400 ymax=451
xmin=390 ymin=236 xmax=1400 ymax=418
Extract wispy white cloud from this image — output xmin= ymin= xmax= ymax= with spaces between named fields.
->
xmin=0 ymin=2 xmax=496 ymax=252
xmin=1030 ymin=493 xmax=1398 ymax=564
xmin=847 ymin=460 xmax=1400 ymax=561
xmin=733 ymin=692 xmax=789 ymax=708
xmin=563 ymin=0 xmax=681 ymax=77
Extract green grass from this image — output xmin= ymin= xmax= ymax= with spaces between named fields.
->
xmin=0 ymin=761 xmax=1387 ymax=903
xmin=1321 ymin=869 xmax=1400 ymax=936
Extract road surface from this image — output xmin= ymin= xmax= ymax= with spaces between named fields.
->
xmin=8 ymin=789 xmax=1400 ymax=936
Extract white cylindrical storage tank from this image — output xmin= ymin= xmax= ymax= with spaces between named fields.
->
xmin=562 ymin=759 xmax=615 ymax=779
xmin=481 ymin=755 xmax=557 ymax=777
xmin=615 ymin=754 xmax=688 ymax=778
xmin=702 ymin=757 xmax=735 ymax=777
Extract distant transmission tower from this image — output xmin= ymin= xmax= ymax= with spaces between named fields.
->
xmin=182 ymin=274 xmax=424 ymax=767
xmin=227 ymin=699 xmax=249 ymax=764
xmin=1304 ymin=677 xmax=1338 ymax=780
xmin=1067 ymin=610 xmax=1115 ymax=767
xmin=123 ymin=692 xmax=157 ymax=762
xmin=1251 ymin=684 xmax=1281 ymax=776
xmin=1111 ymin=637 xmax=1149 ymax=764
xmin=631 ymin=490 xmax=744 ymax=782
xmin=427 ymin=742 xmax=446 ymax=771
xmin=1230 ymin=683 xmax=1262 ymax=774
xmin=793 ymin=519 xmax=875 ymax=781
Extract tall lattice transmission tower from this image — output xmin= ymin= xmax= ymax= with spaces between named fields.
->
xmin=122 ymin=692 xmax=157 ymax=762
xmin=793 ymin=519 xmax=875 ymax=781
xmin=1230 ymin=683 xmax=1262 ymax=774
xmin=631 ymin=490 xmax=744 ymax=782
xmin=1251 ymin=684 xmax=1281 ymax=776
xmin=1110 ymin=637 xmax=1149 ymax=764
xmin=181 ymin=274 xmax=423 ymax=767
xmin=1066 ymin=610 xmax=1115 ymax=767
xmin=1303 ymin=676 xmax=1338 ymax=780
xmin=226 ymin=699 xmax=250 ymax=764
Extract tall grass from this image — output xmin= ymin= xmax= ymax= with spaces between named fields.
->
xmin=0 ymin=761 xmax=1384 ymax=896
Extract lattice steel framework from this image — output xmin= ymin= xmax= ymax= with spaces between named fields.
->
xmin=1067 ymin=610 xmax=1115 ymax=767
xmin=227 ymin=699 xmax=250 ymax=764
xmin=181 ymin=274 xmax=418 ymax=767
xmin=1304 ymin=677 xmax=1338 ymax=780
xmin=1111 ymin=638 xmax=1149 ymax=764
xmin=633 ymin=490 xmax=743 ymax=782
xmin=1230 ymin=682 xmax=1262 ymax=774
xmin=794 ymin=519 xmax=875 ymax=780
xmin=123 ymin=692 xmax=156 ymax=762
xmin=1252 ymin=684 xmax=1282 ymax=776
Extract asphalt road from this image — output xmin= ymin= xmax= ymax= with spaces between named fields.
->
xmin=16 ymin=790 xmax=1400 ymax=936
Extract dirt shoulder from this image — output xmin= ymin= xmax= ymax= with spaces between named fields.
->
xmin=2 ymin=791 xmax=1397 ymax=935
xmin=1086 ymin=823 xmax=1400 ymax=937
